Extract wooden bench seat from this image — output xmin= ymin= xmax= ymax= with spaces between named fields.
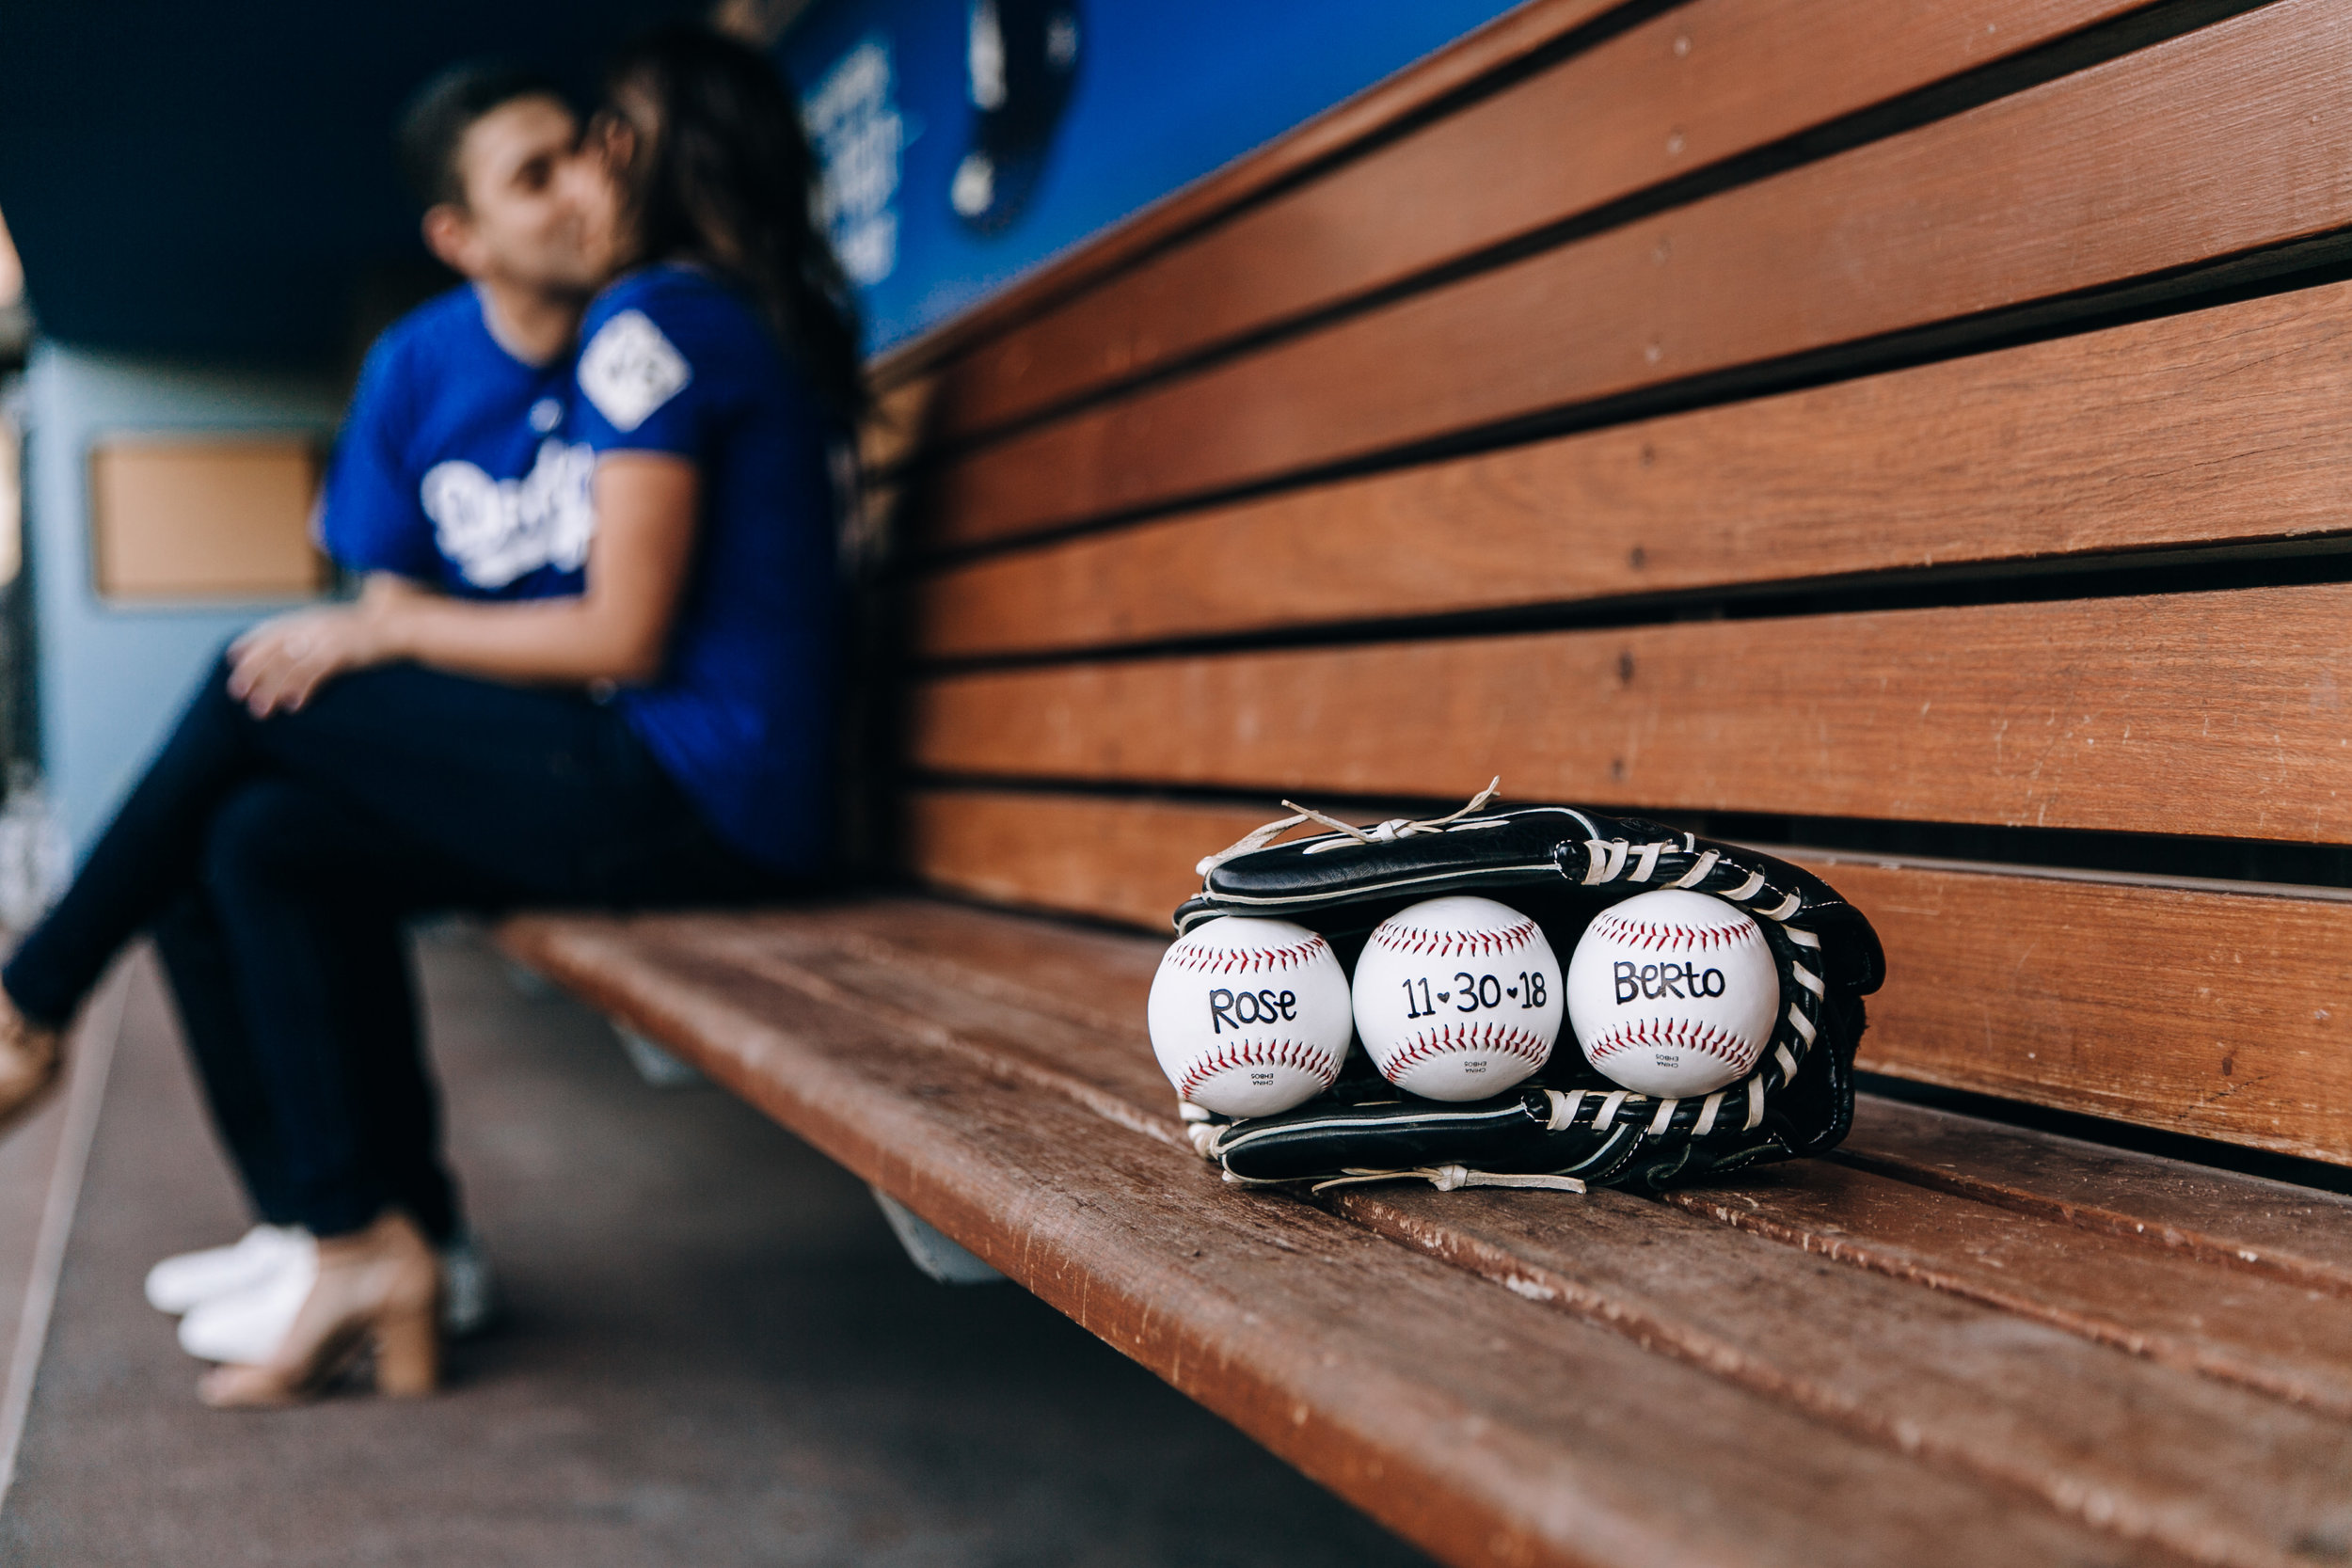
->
xmin=499 ymin=898 xmax=2352 ymax=1568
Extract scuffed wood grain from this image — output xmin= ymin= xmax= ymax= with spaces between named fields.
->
xmin=1335 ymin=1183 xmax=2352 ymax=1568
xmin=1664 ymin=1161 xmax=2352 ymax=1418
xmin=1839 ymin=1097 xmax=2352 ymax=1295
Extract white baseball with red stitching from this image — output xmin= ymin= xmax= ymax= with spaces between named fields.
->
xmin=1351 ymin=895 xmax=1562 ymax=1102
xmin=1566 ymin=889 xmax=1778 ymax=1098
xmin=1147 ymin=917 xmax=1352 ymax=1118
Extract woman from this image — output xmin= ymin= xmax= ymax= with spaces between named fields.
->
xmin=0 ymin=24 xmax=860 ymax=1406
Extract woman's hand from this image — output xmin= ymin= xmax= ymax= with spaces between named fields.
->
xmin=228 ymin=600 xmax=405 ymax=718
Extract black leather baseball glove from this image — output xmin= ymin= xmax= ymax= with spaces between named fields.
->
xmin=1172 ymin=787 xmax=1883 ymax=1194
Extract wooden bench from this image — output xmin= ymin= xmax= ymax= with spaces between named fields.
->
xmin=504 ymin=3 xmax=2352 ymax=1562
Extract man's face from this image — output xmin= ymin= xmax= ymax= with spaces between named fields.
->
xmin=431 ymin=97 xmax=602 ymax=295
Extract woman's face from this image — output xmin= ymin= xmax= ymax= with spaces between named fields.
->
xmin=562 ymin=85 xmax=659 ymax=284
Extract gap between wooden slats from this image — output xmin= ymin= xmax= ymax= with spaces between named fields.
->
xmin=1331 ymin=1183 xmax=2352 ymax=1568
xmin=913 ymin=277 xmax=2352 ymax=659
xmin=1661 ymin=1163 xmax=2352 ymax=1418
xmin=907 ymin=582 xmax=2352 ymax=846
xmin=898 ymin=787 xmax=2352 ymax=1164
xmin=926 ymin=0 xmax=2352 ymax=547
xmin=1839 ymin=1097 xmax=2352 ymax=1295
xmin=928 ymin=0 xmax=2158 ymax=441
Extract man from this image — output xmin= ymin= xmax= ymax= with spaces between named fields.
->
xmin=141 ymin=63 xmax=609 ymax=1364
xmin=328 ymin=64 xmax=607 ymax=598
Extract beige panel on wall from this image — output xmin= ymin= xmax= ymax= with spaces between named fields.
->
xmin=88 ymin=436 xmax=326 ymax=601
xmin=0 ymin=415 xmax=20 ymax=588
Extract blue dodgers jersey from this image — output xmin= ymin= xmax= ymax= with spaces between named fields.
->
xmin=571 ymin=264 xmax=843 ymax=875
xmin=319 ymin=286 xmax=594 ymax=599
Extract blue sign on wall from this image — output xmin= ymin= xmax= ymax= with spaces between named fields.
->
xmin=779 ymin=0 xmax=1526 ymax=352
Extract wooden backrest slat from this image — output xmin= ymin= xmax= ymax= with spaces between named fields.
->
xmin=927 ymin=0 xmax=2153 ymax=443
xmin=923 ymin=0 xmax=2352 ymax=549
xmin=911 ymin=582 xmax=2352 ymax=844
xmin=901 ymin=787 xmax=2352 ymax=1164
xmin=914 ymin=277 xmax=2352 ymax=659
xmin=867 ymin=0 xmax=1631 ymax=390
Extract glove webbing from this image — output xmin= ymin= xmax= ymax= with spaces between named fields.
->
xmin=1543 ymin=832 xmax=1827 ymax=1148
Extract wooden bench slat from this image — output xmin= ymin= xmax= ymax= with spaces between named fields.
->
xmin=926 ymin=0 xmax=2352 ymax=547
xmin=1841 ymin=1098 xmax=2352 ymax=1293
xmin=1668 ymin=1161 xmax=2352 ymax=1418
xmin=497 ymin=911 xmax=2169 ymax=1568
xmin=1330 ymin=1183 xmax=2352 ymax=1567
xmin=915 ymin=279 xmax=2352 ymax=659
xmin=911 ymin=582 xmax=2352 ymax=845
xmin=904 ymin=787 xmax=1236 ymax=930
xmin=901 ymin=790 xmax=2352 ymax=1164
xmin=927 ymin=0 xmax=2153 ymax=441
xmin=1821 ymin=859 xmax=2352 ymax=1166
xmin=683 ymin=913 xmax=1181 ymax=1142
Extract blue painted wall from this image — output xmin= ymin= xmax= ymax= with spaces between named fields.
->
xmin=23 ymin=345 xmax=340 ymax=851
xmin=781 ymin=0 xmax=1525 ymax=350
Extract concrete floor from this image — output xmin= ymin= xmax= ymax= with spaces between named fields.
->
xmin=0 ymin=933 xmax=1436 ymax=1567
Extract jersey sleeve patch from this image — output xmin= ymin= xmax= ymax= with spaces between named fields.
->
xmin=580 ymin=309 xmax=693 ymax=434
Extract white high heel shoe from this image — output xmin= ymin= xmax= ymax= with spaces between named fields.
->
xmin=176 ymin=1230 xmax=497 ymax=1363
xmin=198 ymin=1210 xmax=441 ymax=1408
xmin=145 ymin=1225 xmax=314 ymax=1316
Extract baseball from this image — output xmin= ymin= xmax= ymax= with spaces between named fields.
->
xmin=1147 ymin=917 xmax=1352 ymax=1118
xmin=1565 ymin=889 xmax=1779 ymax=1098
xmin=1350 ymin=895 xmax=1562 ymax=1102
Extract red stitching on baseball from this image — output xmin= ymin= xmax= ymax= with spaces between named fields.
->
xmin=1178 ymin=1038 xmax=1343 ymax=1099
xmin=1586 ymin=912 xmax=1758 ymax=954
xmin=1583 ymin=1019 xmax=1756 ymax=1068
xmin=1379 ymin=1022 xmax=1553 ymax=1077
xmin=1368 ymin=916 xmax=1541 ymax=960
xmin=1163 ymin=934 xmax=1331 ymax=975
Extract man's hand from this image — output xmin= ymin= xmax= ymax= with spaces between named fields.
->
xmin=228 ymin=602 xmax=405 ymax=718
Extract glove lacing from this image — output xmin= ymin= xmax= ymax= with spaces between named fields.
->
xmin=1307 ymin=1165 xmax=1588 ymax=1196
xmin=1195 ymin=777 xmax=1503 ymax=876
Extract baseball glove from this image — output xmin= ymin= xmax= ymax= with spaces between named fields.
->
xmin=1173 ymin=785 xmax=1883 ymax=1195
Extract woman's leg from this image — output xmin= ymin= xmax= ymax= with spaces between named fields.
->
xmin=3 ymin=657 xmax=262 ymax=1026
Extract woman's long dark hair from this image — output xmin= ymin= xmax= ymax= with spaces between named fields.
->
xmin=601 ymin=25 xmax=866 ymax=420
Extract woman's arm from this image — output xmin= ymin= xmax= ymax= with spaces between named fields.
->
xmin=230 ymin=454 xmax=700 ymax=716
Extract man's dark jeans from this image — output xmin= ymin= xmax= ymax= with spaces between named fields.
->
xmin=3 ymin=656 xmax=786 ymax=1240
